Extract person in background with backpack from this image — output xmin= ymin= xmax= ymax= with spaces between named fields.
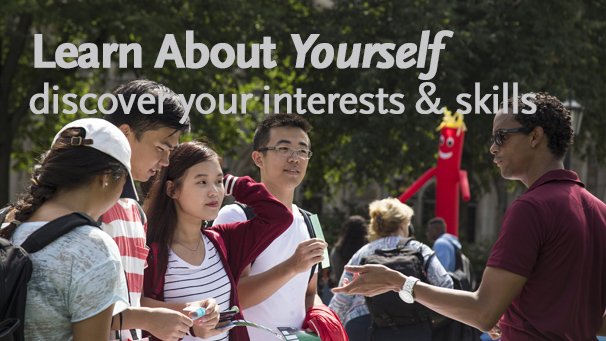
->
xmin=329 ymin=198 xmax=452 ymax=341
xmin=0 ymin=119 xmax=132 ymax=340
xmin=213 ymin=113 xmax=347 ymax=341
xmin=427 ymin=219 xmax=481 ymax=340
xmin=426 ymin=217 xmax=460 ymax=273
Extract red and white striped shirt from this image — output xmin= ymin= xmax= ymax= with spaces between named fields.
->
xmin=101 ymin=199 xmax=149 ymax=340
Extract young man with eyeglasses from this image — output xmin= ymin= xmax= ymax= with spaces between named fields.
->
xmin=213 ymin=113 xmax=347 ymax=341
xmin=333 ymin=93 xmax=606 ymax=340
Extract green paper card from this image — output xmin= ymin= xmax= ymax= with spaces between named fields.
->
xmin=310 ymin=214 xmax=330 ymax=269
xmin=278 ymin=327 xmax=321 ymax=341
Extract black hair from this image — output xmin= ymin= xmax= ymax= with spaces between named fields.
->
xmin=501 ymin=93 xmax=573 ymax=160
xmin=104 ymin=79 xmax=191 ymax=140
xmin=334 ymin=215 xmax=369 ymax=263
xmin=408 ymin=223 xmax=416 ymax=238
xmin=0 ymin=128 xmax=127 ymax=239
xmin=253 ymin=113 xmax=311 ymax=151
xmin=145 ymin=141 xmax=222 ymax=293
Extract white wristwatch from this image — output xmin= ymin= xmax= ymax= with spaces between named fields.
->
xmin=398 ymin=276 xmax=419 ymax=304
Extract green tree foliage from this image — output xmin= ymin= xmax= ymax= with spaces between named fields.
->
xmin=1 ymin=0 xmax=604 ymax=213
xmin=293 ymin=0 xmax=605 ymax=204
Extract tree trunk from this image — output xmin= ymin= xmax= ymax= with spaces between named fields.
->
xmin=0 ymin=109 xmax=12 ymax=207
xmin=0 ymin=13 xmax=33 ymax=206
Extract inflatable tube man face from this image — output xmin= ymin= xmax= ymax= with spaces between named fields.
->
xmin=436 ymin=109 xmax=466 ymax=172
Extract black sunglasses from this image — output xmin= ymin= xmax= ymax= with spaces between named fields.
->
xmin=491 ymin=127 xmax=533 ymax=146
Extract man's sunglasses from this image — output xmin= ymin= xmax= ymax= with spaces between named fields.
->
xmin=491 ymin=127 xmax=533 ymax=146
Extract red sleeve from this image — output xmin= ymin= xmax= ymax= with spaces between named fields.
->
xmin=210 ymin=175 xmax=293 ymax=276
xmin=143 ymin=242 xmax=163 ymax=301
xmin=487 ymin=200 xmax=542 ymax=278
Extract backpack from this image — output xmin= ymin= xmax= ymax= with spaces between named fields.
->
xmin=361 ymin=238 xmax=434 ymax=331
xmin=233 ymin=202 xmax=319 ymax=283
xmin=430 ymin=241 xmax=482 ymax=341
xmin=0 ymin=212 xmax=99 ymax=341
xmin=448 ymin=241 xmax=476 ymax=291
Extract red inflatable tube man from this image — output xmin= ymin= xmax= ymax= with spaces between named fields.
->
xmin=398 ymin=109 xmax=470 ymax=236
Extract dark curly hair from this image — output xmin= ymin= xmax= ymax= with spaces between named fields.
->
xmin=500 ymin=93 xmax=573 ymax=160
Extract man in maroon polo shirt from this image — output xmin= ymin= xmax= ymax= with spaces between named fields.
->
xmin=333 ymin=93 xmax=606 ymax=340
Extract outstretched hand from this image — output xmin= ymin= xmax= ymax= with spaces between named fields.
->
xmin=331 ymin=264 xmax=405 ymax=297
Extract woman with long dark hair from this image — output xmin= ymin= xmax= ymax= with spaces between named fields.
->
xmin=0 ymin=119 xmax=132 ymax=340
xmin=142 ymin=141 xmax=293 ymax=341
xmin=328 ymin=215 xmax=369 ymax=288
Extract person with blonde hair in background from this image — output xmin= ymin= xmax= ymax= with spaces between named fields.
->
xmin=329 ymin=198 xmax=452 ymax=341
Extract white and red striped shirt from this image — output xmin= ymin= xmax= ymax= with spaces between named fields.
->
xmin=101 ymin=199 xmax=149 ymax=340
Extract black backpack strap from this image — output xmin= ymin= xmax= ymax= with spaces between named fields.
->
xmin=235 ymin=202 xmax=256 ymax=220
xmin=235 ymin=203 xmax=258 ymax=266
xmin=133 ymin=200 xmax=146 ymax=225
xmin=20 ymin=212 xmax=98 ymax=254
xmin=397 ymin=237 xmax=414 ymax=248
xmin=298 ymin=208 xmax=318 ymax=284
xmin=236 ymin=204 xmax=318 ymax=284
xmin=447 ymin=240 xmax=464 ymax=270
xmin=424 ymin=252 xmax=436 ymax=274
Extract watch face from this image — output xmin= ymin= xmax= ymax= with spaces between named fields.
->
xmin=399 ymin=290 xmax=414 ymax=304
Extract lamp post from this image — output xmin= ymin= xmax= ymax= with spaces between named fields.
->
xmin=563 ymin=96 xmax=584 ymax=170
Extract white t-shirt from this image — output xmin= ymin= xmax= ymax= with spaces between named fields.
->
xmin=213 ymin=204 xmax=314 ymax=341
xmin=164 ymin=233 xmax=231 ymax=341
xmin=11 ymin=221 xmax=129 ymax=340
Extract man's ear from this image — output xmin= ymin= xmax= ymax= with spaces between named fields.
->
xmin=252 ymin=151 xmax=263 ymax=169
xmin=166 ymin=180 xmax=178 ymax=199
xmin=530 ymin=126 xmax=545 ymax=148
xmin=119 ymin=124 xmax=132 ymax=137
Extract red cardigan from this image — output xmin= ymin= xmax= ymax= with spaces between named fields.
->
xmin=144 ymin=176 xmax=293 ymax=341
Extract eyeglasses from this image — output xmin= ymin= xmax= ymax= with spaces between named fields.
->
xmin=257 ymin=146 xmax=313 ymax=159
xmin=491 ymin=127 xmax=533 ymax=146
